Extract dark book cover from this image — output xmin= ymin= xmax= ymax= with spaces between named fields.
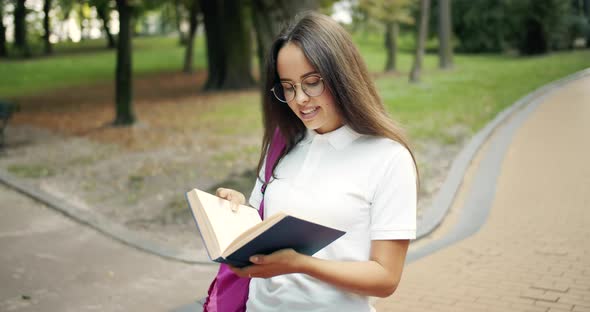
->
xmin=216 ymin=216 xmax=345 ymax=268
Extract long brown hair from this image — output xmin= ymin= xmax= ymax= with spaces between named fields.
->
xmin=257 ymin=12 xmax=418 ymax=185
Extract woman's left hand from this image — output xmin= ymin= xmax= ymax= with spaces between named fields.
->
xmin=229 ymin=249 xmax=307 ymax=279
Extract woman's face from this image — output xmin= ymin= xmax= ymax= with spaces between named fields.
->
xmin=276 ymin=43 xmax=344 ymax=134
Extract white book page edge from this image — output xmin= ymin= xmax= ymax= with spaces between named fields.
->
xmin=192 ymin=189 xmax=262 ymax=255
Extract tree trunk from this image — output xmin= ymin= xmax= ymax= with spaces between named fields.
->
xmin=14 ymin=0 xmax=30 ymax=57
xmin=96 ymin=5 xmax=116 ymax=49
xmin=201 ymin=0 xmax=255 ymax=90
xmin=584 ymin=0 xmax=590 ymax=46
xmin=175 ymin=0 xmax=187 ymax=45
xmin=43 ymin=0 xmax=52 ymax=55
xmin=384 ymin=22 xmax=398 ymax=72
xmin=113 ymin=0 xmax=135 ymax=126
xmin=251 ymin=0 xmax=318 ymax=84
xmin=438 ymin=0 xmax=452 ymax=69
xmin=183 ymin=0 xmax=199 ymax=73
xmin=409 ymin=0 xmax=430 ymax=83
xmin=0 ymin=1 xmax=6 ymax=57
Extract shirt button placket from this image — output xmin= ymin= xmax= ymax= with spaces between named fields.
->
xmin=295 ymin=135 xmax=325 ymax=186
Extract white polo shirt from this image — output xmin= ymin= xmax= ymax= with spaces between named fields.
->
xmin=247 ymin=125 xmax=417 ymax=312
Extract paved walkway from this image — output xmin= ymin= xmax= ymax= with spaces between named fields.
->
xmin=376 ymin=75 xmax=590 ymax=311
xmin=0 ymin=184 xmax=217 ymax=312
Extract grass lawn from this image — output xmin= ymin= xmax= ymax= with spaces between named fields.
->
xmin=0 ymin=36 xmax=207 ymax=98
xmin=376 ymin=51 xmax=590 ymax=143
xmin=2 ymin=33 xmax=589 ymax=145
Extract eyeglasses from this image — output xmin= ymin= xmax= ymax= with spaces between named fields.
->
xmin=270 ymin=75 xmax=325 ymax=103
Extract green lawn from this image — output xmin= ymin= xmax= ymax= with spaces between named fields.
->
xmin=0 ymin=36 xmax=207 ymax=98
xmin=376 ymin=51 xmax=590 ymax=142
xmin=2 ymin=33 xmax=589 ymax=144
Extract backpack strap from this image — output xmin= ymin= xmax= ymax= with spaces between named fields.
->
xmin=260 ymin=128 xmax=286 ymax=219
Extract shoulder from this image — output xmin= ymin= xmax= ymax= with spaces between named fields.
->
xmin=355 ymin=135 xmax=413 ymax=163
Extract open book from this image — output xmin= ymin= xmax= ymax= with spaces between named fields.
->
xmin=186 ymin=188 xmax=345 ymax=268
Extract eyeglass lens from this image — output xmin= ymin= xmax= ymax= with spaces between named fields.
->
xmin=272 ymin=76 xmax=324 ymax=103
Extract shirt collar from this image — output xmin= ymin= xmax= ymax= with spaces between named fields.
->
xmin=302 ymin=125 xmax=361 ymax=149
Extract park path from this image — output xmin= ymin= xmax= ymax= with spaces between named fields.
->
xmin=375 ymin=75 xmax=590 ymax=311
xmin=0 ymin=183 xmax=217 ymax=312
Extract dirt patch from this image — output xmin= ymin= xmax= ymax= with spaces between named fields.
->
xmin=0 ymin=71 xmax=469 ymax=253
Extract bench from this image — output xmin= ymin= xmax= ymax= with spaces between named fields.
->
xmin=0 ymin=100 xmax=19 ymax=148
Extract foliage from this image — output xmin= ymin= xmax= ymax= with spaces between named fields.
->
xmin=357 ymin=0 xmax=414 ymax=25
xmin=452 ymin=0 xmax=514 ymax=53
xmin=512 ymin=0 xmax=572 ymax=54
xmin=453 ymin=0 xmax=590 ymax=54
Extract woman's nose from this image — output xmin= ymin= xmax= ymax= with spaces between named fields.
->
xmin=294 ymin=84 xmax=309 ymax=105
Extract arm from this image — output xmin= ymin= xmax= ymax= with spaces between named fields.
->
xmin=229 ymin=239 xmax=410 ymax=298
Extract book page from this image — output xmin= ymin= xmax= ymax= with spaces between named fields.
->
xmin=222 ymin=212 xmax=286 ymax=257
xmin=192 ymin=189 xmax=262 ymax=254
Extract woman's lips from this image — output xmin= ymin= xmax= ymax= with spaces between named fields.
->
xmin=300 ymin=106 xmax=319 ymax=120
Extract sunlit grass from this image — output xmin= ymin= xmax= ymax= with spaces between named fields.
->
xmin=375 ymin=51 xmax=590 ymax=141
xmin=0 ymin=36 xmax=207 ymax=98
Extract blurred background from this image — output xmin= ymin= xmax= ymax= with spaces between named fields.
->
xmin=0 ymin=0 xmax=589 ymax=252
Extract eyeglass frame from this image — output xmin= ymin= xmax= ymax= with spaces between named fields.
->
xmin=270 ymin=75 xmax=325 ymax=103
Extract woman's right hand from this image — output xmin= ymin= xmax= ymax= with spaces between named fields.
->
xmin=216 ymin=188 xmax=246 ymax=212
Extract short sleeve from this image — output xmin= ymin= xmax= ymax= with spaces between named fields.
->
xmin=370 ymin=146 xmax=417 ymax=240
xmin=248 ymin=155 xmax=266 ymax=209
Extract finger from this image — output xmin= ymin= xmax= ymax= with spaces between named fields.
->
xmin=225 ymin=193 xmax=240 ymax=212
xmin=249 ymin=255 xmax=265 ymax=264
xmin=216 ymin=188 xmax=228 ymax=198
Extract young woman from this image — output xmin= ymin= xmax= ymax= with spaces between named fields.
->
xmin=216 ymin=12 xmax=417 ymax=312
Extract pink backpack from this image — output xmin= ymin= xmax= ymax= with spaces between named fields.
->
xmin=203 ymin=129 xmax=286 ymax=312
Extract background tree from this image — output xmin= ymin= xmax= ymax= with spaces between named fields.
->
xmin=409 ymin=0 xmax=430 ymax=83
xmin=174 ymin=0 xmax=187 ymax=45
xmin=56 ymin=0 xmax=75 ymax=41
xmin=113 ymin=0 xmax=135 ymax=126
xmin=357 ymin=0 xmax=414 ymax=72
xmin=514 ymin=0 xmax=571 ymax=54
xmin=92 ymin=0 xmax=116 ymax=49
xmin=251 ymin=0 xmax=319 ymax=84
xmin=14 ymin=0 xmax=31 ymax=57
xmin=200 ymin=0 xmax=255 ymax=90
xmin=452 ymin=0 xmax=513 ymax=53
xmin=452 ymin=0 xmax=585 ymax=54
xmin=0 ymin=0 xmax=6 ymax=57
xmin=438 ymin=0 xmax=452 ymax=69
xmin=43 ymin=0 xmax=53 ymax=55
xmin=182 ymin=0 xmax=199 ymax=73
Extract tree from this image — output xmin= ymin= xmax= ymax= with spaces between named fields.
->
xmin=514 ymin=0 xmax=570 ymax=54
xmin=0 ymin=0 xmax=6 ymax=57
xmin=92 ymin=0 xmax=116 ymax=48
xmin=438 ymin=0 xmax=452 ymax=69
xmin=43 ymin=0 xmax=53 ymax=55
xmin=14 ymin=0 xmax=31 ymax=57
xmin=183 ymin=0 xmax=199 ymax=73
xmin=174 ymin=0 xmax=187 ymax=44
xmin=251 ymin=0 xmax=319 ymax=83
xmin=113 ymin=0 xmax=135 ymax=126
xmin=452 ymin=0 xmax=513 ymax=53
xmin=409 ymin=0 xmax=430 ymax=83
xmin=357 ymin=0 xmax=414 ymax=72
xmin=200 ymin=0 xmax=255 ymax=90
